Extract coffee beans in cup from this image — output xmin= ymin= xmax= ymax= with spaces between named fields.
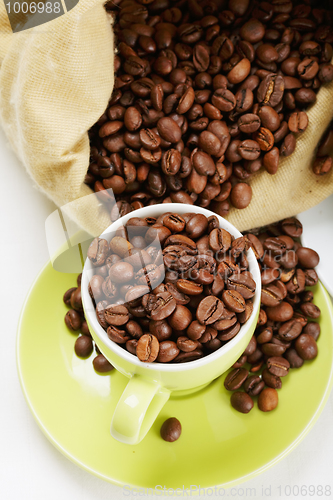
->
xmin=224 ymin=217 xmax=321 ymax=413
xmin=86 ymin=212 xmax=256 ymax=363
xmin=85 ymin=0 xmax=333 ymax=218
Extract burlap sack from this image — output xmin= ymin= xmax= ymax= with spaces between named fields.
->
xmin=0 ymin=0 xmax=332 ymax=235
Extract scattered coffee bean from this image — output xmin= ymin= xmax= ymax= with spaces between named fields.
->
xmin=93 ymin=354 xmax=114 ymax=373
xmin=230 ymin=391 xmax=254 ymax=414
xmin=258 ymin=388 xmax=278 ymax=412
xmin=160 ymin=417 xmax=182 ymax=442
xmin=75 ymin=335 xmax=93 ymax=358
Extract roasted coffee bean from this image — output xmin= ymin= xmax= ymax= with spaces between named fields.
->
xmin=230 ymin=183 xmax=252 ymax=209
xmin=230 ymin=391 xmax=254 ymax=413
xmin=243 ymin=375 xmax=265 ymax=396
xmin=295 ymin=333 xmax=318 ymax=360
xmin=312 ymin=156 xmax=333 ymax=176
xmin=222 ymin=290 xmax=246 ymax=313
xmin=303 ymin=322 xmax=320 ymax=341
xmin=157 ymin=341 xmax=180 ymax=362
xmin=262 ymin=368 xmax=282 ymax=389
xmin=284 ymin=348 xmax=304 ymax=368
xmin=104 ymin=304 xmax=129 ymax=326
xmin=168 ymin=305 xmax=192 ymax=330
xmin=93 ymin=354 xmax=114 ymax=373
xmin=65 ymin=309 xmax=82 ymax=331
xmin=63 ymin=287 xmax=77 ymax=306
xmin=227 ymin=273 xmax=256 ymax=299
xmin=75 ymin=335 xmax=93 ymax=358
xmin=209 ymin=228 xmax=232 ymax=252
xmin=107 ymin=325 xmax=130 ymax=344
xmin=257 ymin=75 xmax=284 ymax=107
xmin=238 ymin=113 xmax=261 ymax=134
xmin=300 ymin=302 xmax=321 ymax=319
xmin=197 ymin=296 xmax=224 ymax=325
xmin=136 ymin=333 xmax=160 ymax=362
xmin=288 ymin=111 xmax=308 ymax=133
xmin=258 ymin=388 xmax=278 ymax=412
xmin=87 ymin=238 xmax=109 ymax=266
xmin=267 ymin=356 xmax=290 ymax=377
xmin=224 ymin=368 xmax=249 ymax=391
xmin=160 ymin=417 xmax=182 ymax=442
xmin=296 ymin=247 xmax=319 ymax=269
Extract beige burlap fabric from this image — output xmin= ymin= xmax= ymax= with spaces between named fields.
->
xmin=0 ymin=0 xmax=332 ymax=235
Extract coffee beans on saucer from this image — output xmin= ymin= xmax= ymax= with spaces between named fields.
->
xmin=225 ymin=217 xmax=321 ymax=413
xmin=160 ymin=417 xmax=182 ymax=442
xmin=85 ymin=0 xmax=333 ymax=218
xmin=86 ymin=212 xmax=256 ymax=363
xmin=63 ymin=275 xmax=115 ymax=372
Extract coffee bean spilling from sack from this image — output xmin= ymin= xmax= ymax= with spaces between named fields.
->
xmin=225 ymin=216 xmax=321 ymax=413
xmin=84 ymin=0 xmax=333 ymax=217
xmin=85 ymin=211 xmax=256 ymax=363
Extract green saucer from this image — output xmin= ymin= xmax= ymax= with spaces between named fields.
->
xmin=17 ymin=261 xmax=333 ymax=490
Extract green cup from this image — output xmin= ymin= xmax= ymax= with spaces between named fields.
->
xmin=82 ymin=204 xmax=261 ymax=445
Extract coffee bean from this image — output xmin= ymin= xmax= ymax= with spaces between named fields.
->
xmin=136 ymin=334 xmax=160 ymax=362
xmin=284 ymin=348 xmax=304 ymax=368
xmin=65 ymin=309 xmax=82 ymax=331
xmin=238 ymin=113 xmax=261 ymax=133
xmin=267 ymin=356 xmax=290 ymax=377
xmin=230 ymin=183 xmax=252 ymax=209
xmin=228 ymin=58 xmax=251 ymax=84
xmin=197 ymin=296 xmax=224 ymax=325
xmin=75 ymin=335 xmax=93 ymax=357
xmin=262 ymin=368 xmax=282 ymax=389
xmin=295 ymin=333 xmax=318 ymax=360
xmin=160 ymin=417 xmax=182 ymax=442
xmin=63 ymin=287 xmax=77 ymax=306
xmin=243 ymin=375 xmax=265 ymax=396
xmin=104 ymin=304 xmax=129 ymax=326
xmin=238 ymin=140 xmax=261 ymax=160
xmin=288 ymin=111 xmax=308 ymax=133
xmin=240 ymin=18 xmax=265 ymax=43
xmin=87 ymin=238 xmax=109 ymax=266
xmin=157 ymin=340 xmax=180 ymax=362
xmin=230 ymin=391 xmax=254 ymax=413
xmin=303 ymin=322 xmax=320 ymax=341
xmin=258 ymin=106 xmax=280 ymax=132
xmin=258 ymin=387 xmax=278 ymax=412
xmin=255 ymin=127 xmax=274 ymax=151
xmin=224 ymin=367 xmax=249 ymax=391
xmin=257 ymin=74 xmax=284 ymax=107
xmin=93 ymin=354 xmax=114 ymax=373
xmin=157 ymin=117 xmax=182 ymax=143
xmin=296 ymin=247 xmax=319 ymax=269
xmin=312 ymin=156 xmax=333 ymax=176
xmin=222 ymin=290 xmax=246 ymax=313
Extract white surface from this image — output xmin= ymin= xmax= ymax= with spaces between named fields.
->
xmin=299 ymin=195 xmax=333 ymax=297
xmin=1 ymin=126 xmax=333 ymax=500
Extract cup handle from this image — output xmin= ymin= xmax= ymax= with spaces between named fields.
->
xmin=110 ymin=374 xmax=170 ymax=445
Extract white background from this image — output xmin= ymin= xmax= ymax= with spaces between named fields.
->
xmin=1 ymin=127 xmax=333 ymax=500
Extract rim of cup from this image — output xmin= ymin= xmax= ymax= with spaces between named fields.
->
xmin=82 ymin=203 xmax=261 ymax=372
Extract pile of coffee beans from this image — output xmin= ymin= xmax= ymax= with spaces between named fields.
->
xmin=224 ymin=216 xmax=321 ymax=413
xmin=85 ymin=0 xmax=333 ymax=218
xmin=86 ymin=211 xmax=256 ymax=363
xmin=312 ymin=120 xmax=333 ymax=175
